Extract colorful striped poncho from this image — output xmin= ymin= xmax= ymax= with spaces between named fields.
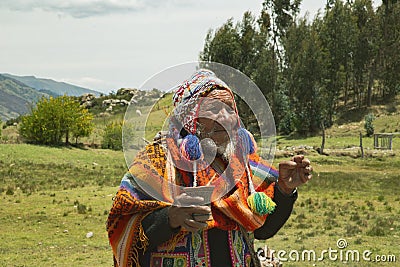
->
xmin=106 ymin=136 xmax=279 ymax=267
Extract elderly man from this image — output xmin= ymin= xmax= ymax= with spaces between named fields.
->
xmin=107 ymin=69 xmax=312 ymax=267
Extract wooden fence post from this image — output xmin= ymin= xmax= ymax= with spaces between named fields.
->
xmin=360 ymin=132 xmax=364 ymax=158
xmin=320 ymin=122 xmax=325 ymax=155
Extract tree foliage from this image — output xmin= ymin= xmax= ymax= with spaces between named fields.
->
xmin=200 ymin=0 xmax=400 ymax=136
xmin=364 ymin=113 xmax=375 ymax=136
xmin=19 ymin=95 xmax=94 ymax=145
xmin=101 ymin=121 xmax=123 ymax=151
xmin=101 ymin=120 xmax=137 ymax=151
xmin=283 ymin=18 xmax=327 ymax=134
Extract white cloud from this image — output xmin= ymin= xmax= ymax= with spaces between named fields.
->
xmin=0 ymin=0 xmax=168 ymax=18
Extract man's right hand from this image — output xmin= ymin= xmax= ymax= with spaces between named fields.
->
xmin=168 ymin=193 xmax=213 ymax=232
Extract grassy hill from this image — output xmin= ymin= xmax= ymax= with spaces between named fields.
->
xmin=0 ymin=73 xmax=103 ymax=121
xmin=0 ymin=74 xmax=48 ymax=121
xmin=2 ymin=73 xmax=100 ymax=97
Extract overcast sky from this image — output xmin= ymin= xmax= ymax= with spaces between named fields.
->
xmin=0 ymin=0 xmax=381 ymax=94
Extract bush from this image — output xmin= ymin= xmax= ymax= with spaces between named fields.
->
xmin=77 ymin=203 xmax=87 ymax=214
xmin=19 ymin=95 xmax=94 ymax=145
xmin=366 ymin=217 xmax=394 ymax=236
xmin=102 ymin=121 xmax=123 ymax=150
xmin=6 ymin=187 xmax=14 ymax=195
xmin=102 ymin=120 xmax=137 ymax=151
xmin=364 ymin=113 xmax=375 ymax=137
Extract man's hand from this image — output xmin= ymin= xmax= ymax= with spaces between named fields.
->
xmin=278 ymin=155 xmax=313 ymax=195
xmin=168 ymin=193 xmax=213 ymax=232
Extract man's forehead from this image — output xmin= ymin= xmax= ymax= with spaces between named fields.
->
xmin=202 ymin=89 xmax=235 ymax=107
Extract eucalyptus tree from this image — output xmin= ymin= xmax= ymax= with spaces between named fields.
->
xmin=377 ymin=0 xmax=400 ymax=99
xmin=351 ymin=0 xmax=378 ymax=106
xmin=261 ymin=0 xmax=301 ymax=66
xmin=199 ymin=18 xmax=241 ymax=69
xmin=319 ymin=0 xmax=358 ymax=125
xmin=282 ymin=17 xmax=328 ymax=135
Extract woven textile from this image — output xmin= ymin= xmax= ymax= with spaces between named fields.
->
xmin=107 ymin=137 xmax=278 ymax=266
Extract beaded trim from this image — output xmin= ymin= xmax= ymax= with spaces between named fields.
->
xmin=150 ymin=252 xmax=189 ymax=267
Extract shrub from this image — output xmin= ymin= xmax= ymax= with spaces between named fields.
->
xmin=367 ymin=225 xmax=386 ymax=236
xmin=77 ymin=203 xmax=87 ymax=214
xmin=102 ymin=121 xmax=123 ymax=150
xmin=346 ymin=224 xmax=362 ymax=236
xmin=366 ymin=217 xmax=394 ymax=236
xmin=6 ymin=187 xmax=14 ymax=195
xmin=74 ymin=200 xmax=87 ymax=214
xmin=102 ymin=120 xmax=136 ymax=151
xmin=364 ymin=113 xmax=375 ymax=137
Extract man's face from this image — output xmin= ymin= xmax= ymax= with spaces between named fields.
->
xmin=196 ymin=89 xmax=238 ymax=147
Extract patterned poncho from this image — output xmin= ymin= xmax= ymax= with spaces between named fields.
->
xmin=107 ymin=137 xmax=278 ymax=266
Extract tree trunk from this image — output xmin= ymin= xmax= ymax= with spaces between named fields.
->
xmin=367 ymin=59 xmax=375 ymax=107
xmin=65 ymin=130 xmax=69 ymax=145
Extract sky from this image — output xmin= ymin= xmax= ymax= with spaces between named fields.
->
xmin=0 ymin=0 xmax=381 ymax=94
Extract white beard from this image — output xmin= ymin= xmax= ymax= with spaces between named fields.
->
xmin=217 ymin=140 xmax=235 ymax=161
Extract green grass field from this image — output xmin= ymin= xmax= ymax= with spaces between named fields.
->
xmin=257 ymin=153 xmax=400 ymax=267
xmin=0 ymin=144 xmax=125 ymax=266
xmin=1 ymin=143 xmax=399 ymax=266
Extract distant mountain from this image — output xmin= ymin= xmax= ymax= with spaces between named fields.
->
xmin=0 ymin=74 xmax=48 ymax=121
xmin=2 ymin=73 xmax=100 ymax=97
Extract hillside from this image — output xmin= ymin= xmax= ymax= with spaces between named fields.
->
xmin=2 ymin=86 xmax=399 ymax=153
xmin=0 ymin=74 xmax=48 ymax=121
xmin=2 ymin=73 xmax=100 ymax=97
